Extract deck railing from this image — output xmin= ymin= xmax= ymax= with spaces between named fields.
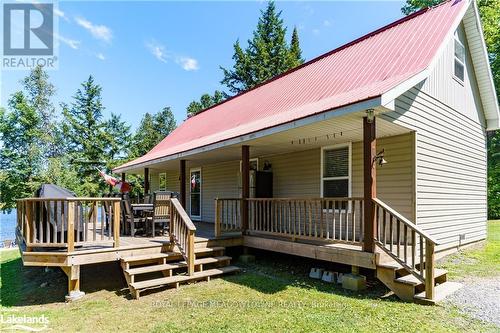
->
xmin=215 ymin=197 xmax=364 ymax=244
xmin=214 ymin=198 xmax=243 ymax=237
xmin=169 ymin=198 xmax=196 ymax=275
xmin=16 ymin=197 xmax=121 ymax=251
xmin=373 ymin=198 xmax=439 ymax=299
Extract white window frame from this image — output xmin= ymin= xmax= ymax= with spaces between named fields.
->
xmin=453 ymin=30 xmax=465 ymax=84
xmin=189 ymin=167 xmax=202 ymax=221
xmin=320 ymin=142 xmax=352 ymax=199
xmin=239 ymin=158 xmax=259 ymax=172
xmin=158 ymin=173 xmax=167 ymax=191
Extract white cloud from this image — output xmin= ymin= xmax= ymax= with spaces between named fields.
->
xmin=146 ymin=40 xmax=199 ymax=71
xmin=176 ymin=57 xmax=199 ymax=71
xmin=75 ymin=17 xmax=112 ymax=43
xmin=55 ymin=33 xmax=80 ymax=49
xmin=54 ymin=8 xmax=69 ymax=22
xmin=323 ymin=19 xmax=332 ymax=27
xmin=96 ymin=53 xmax=106 ymax=61
xmin=312 ymin=29 xmax=320 ymax=35
xmin=146 ymin=40 xmax=168 ymax=63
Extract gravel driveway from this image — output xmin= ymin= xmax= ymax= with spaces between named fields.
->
xmin=445 ymin=276 xmax=500 ymax=327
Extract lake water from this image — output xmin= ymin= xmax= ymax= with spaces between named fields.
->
xmin=1 ymin=211 xmax=17 ymax=242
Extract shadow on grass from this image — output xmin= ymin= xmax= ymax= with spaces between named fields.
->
xmin=1 ymin=254 xmax=127 ymax=307
xmin=221 ymin=249 xmax=402 ymax=303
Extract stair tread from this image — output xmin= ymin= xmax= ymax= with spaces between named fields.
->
xmin=414 ymin=281 xmax=462 ymax=303
xmin=131 ymin=266 xmax=240 ymax=290
xmin=395 ymin=269 xmax=447 ymax=285
xmin=125 ymin=256 xmax=232 ymax=275
xmin=195 ymin=246 xmax=225 ymax=254
xmin=180 ymin=256 xmax=232 ymax=266
xmin=121 ymin=252 xmax=180 ymax=263
xmin=377 ymin=262 xmax=404 ymax=270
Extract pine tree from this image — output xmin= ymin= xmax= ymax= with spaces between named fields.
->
xmin=62 ymin=76 xmax=109 ymax=195
xmin=186 ymin=90 xmax=226 ymax=116
xmin=130 ymin=107 xmax=177 ymax=158
xmin=20 ymin=66 xmax=60 ymax=161
xmin=104 ymin=113 xmax=131 ymax=161
xmin=0 ymin=93 xmax=43 ymax=210
xmin=288 ymin=27 xmax=304 ymax=68
xmin=221 ymin=1 xmax=304 ymax=94
xmin=154 ymin=107 xmax=177 ymax=138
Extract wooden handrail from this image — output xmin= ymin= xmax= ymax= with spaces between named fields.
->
xmin=373 ymin=198 xmax=439 ymax=245
xmin=215 ymin=198 xmax=243 ymax=237
xmin=17 ymin=197 xmax=121 ymax=202
xmin=247 ymin=197 xmax=365 ymax=201
xmin=373 ymin=198 xmax=437 ymax=300
xmin=169 ymin=198 xmax=196 ymax=275
xmin=216 ymin=197 xmax=364 ymax=244
xmin=16 ymin=197 xmax=121 ymax=252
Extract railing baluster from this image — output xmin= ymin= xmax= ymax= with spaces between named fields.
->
xmin=404 ymin=224 xmax=408 ymax=263
xmin=389 ymin=214 xmax=393 ymax=252
xmin=396 ymin=218 xmax=401 ymax=257
xmin=411 ymin=230 xmax=416 ymax=270
xmin=419 ymin=235 xmax=424 ymax=277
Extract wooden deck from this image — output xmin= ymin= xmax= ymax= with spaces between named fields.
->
xmin=19 ymin=221 xmax=243 ymax=267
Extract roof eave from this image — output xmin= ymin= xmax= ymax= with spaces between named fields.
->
xmin=113 ymin=96 xmax=383 ymax=174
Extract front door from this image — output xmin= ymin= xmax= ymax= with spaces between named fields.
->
xmin=190 ymin=168 xmax=201 ymax=220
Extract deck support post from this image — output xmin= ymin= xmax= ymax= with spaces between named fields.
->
xmin=62 ymin=265 xmax=84 ymax=301
xmin=121 ymin=173 xmax=126 ymax=182
xmin=180 ymin=160 xmax=186 ymax=209
xmin=144 ymin=168 xmax=150 ymax=198
xmin=241 ymin=145 xmax=250 ymax=233
xmin=363 ymin=115 xmax=377 ymax=253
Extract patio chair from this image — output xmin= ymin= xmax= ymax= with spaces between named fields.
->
xmin=150 ymin=191 xmax=171 ymax=237
xmin=121 ymin=194 xmax=146 ymax=237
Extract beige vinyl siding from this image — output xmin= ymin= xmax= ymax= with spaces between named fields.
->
xmin=352 ymin=134 xmax=415 ymax=221
xmin=200 ymin=161 xmax=240 ymax=223
xmin=266 ymin=149 xmax=320 ymax=198
xmin=383 ymin=87 xmax=487 ymax=251
xmin=420 ymin=23 xmax=485 ymax=125
xmin=149 ymin=171 xmax=160 ymax=192
xmin=266 ymin=134 xmax=414 ymax=220
xmin=151 ymin=135 xmax=413 ymax=224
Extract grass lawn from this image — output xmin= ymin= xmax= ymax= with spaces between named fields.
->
xmin=438 ymin=220 xmax=500 ymax=279
xmin=1 ymin=221 xmax=499 ymax=333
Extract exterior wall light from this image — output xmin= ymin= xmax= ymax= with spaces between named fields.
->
xmin=366 ymin=109 xmax=375 ymax=123
xmin=373 ymin=149 xmax=387 ymax=167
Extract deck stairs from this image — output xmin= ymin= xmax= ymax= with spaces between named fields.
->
xmin=121 ymin=242 xmax=240 ymax=299
xmin=376 ymin=257 xmax=462 ymax=305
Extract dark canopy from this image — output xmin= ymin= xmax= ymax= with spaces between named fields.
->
xmin=35 ymin=184 xmax=76 ymax=198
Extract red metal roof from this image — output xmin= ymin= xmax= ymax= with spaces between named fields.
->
xmin=116 ymin=0 xmax=466 ymax=171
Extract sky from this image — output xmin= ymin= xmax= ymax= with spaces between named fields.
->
xmin=1 ymin=0 xmax=406 ymax=130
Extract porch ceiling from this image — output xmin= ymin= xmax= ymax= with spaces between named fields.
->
xmin=126 ymin=110 xmax=411 ymax=174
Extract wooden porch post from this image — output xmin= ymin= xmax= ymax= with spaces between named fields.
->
xmin=180 ymin=160 xmax=186 ymax=209
xmin=144 ymin=168 xmax=150 ymax=197
xmin=121 ymin=172 xmax=126 ymax=182
xmin=241 ymin=145 xmax=250 ymax=232
xmin=363 ymin=116 xmax=377 ymax=253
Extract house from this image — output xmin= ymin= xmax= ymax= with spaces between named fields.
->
xmin=16 ymin=0 xmax=498 ymax=303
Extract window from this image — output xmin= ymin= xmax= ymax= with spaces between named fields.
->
xmin=159 ymin=173 xmax=166 ymax=191
xmin=240 ymin=158 xmax=259 ymax=172
xmin=321 ymin=144 xmax=351 ymax=198
xmin=454 ymin=31 xmax=465 ymax=82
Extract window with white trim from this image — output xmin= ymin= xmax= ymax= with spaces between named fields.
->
xmin=159 ymin=173 xmax=166 ymax=191
xmin=321 ymin=145 xmax=350 ymax=198
xmin=454 ymin=30 xmax=465 ymax=82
